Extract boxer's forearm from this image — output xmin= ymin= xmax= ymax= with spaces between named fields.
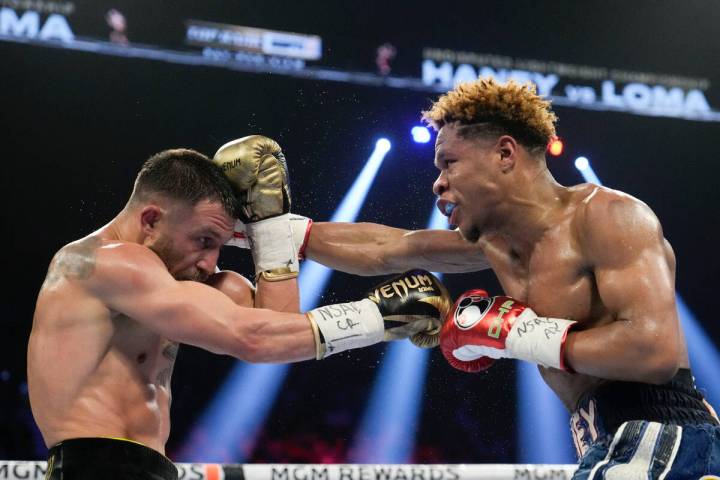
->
xmin=306 ymin=222 xmax=491 ymax=275
xmin=236 ymin=308 xmax=317 ymax=363
xmin=564 ymin=319 xmax=681 ymax=384
xmin=305 ymin=222 xmax=406 ymax=275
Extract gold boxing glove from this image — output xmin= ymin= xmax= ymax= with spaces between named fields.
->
xmin=366 ymin=269 xmax=450 ymax=349
xmin=214 ymin=136 xmax=297 ymax=281
xmin=213 ymin=135 xmax=290 ymax=221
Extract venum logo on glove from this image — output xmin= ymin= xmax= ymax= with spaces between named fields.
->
xmin=454 ymin=293 xmax=493 ymax=330
xmin=367 ymin=272 xmax=435 ymax=302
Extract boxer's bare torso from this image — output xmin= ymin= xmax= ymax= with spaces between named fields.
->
xmin=308 ymin=183 xmax=688 ymax=411
xmin=475 ymin=184 xmax=688 ymax=409
xmin=29 ymin=234 xmax=253 ymax=454
xmin=29 ymin=235 xmax=173 ymax=452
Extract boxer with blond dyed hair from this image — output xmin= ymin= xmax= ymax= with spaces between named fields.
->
xmin=259 ymin=78 xmax=720 ymax=478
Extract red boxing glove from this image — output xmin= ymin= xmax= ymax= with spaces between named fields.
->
xmin=440 ymin=290 xmax=495 ymax=372
xmin=441 ymin=290 xmax=577 ymax=371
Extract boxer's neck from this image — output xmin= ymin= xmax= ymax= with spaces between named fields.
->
xmin=102 ymin=208 xmax=149 ymax=245
xmin=483 ymin=167 xmax=569 ymax=255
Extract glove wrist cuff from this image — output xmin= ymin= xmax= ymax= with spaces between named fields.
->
xmin=225 ymin=215 xmax=312 ymax=261
xmin=256 ymin=268 xmax=298 ymax=282
xmin=292 ymin=216 xmax=312 ymax=260
xmin=307 ymin=298 xmax=384 ymax=359
xmin=505 ymin=309 xmax=576 ymax=370
xmin=246 ymin=214 xmax=300 ymax=276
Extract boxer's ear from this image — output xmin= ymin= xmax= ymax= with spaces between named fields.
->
xmin=497 ymin=135 xmax=517 ymax=173
xmin=140 ymin=205 xmax=163 ymax=235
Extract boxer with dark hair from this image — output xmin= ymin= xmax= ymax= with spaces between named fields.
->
xmin=255 ymin=79 xmax=719 ymax=478
xmin=29 ymin=146 xmax=449 ymax=479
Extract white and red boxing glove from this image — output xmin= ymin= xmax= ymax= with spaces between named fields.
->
xmin=440 ymin=290 xmax=577 ymax=372
xmin=225 ymin=214 xmax=313 ymax=260
xmin=440 ymin=290 xmax=495 ymax=372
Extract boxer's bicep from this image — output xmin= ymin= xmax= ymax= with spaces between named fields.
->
xmin=205 ymin=270 xmax=255 ymax=308
xmin=566 ymin=195 xmax=680 ymax=382
xmin=92 ymin=246 xmax=314 ymax=362
xmin=132 ymin=281 xmax=314 ymax=363
xmin=594 ymin=247 xmax=677 ymax=328
xmin=92 ymin=249 xmax=246 ymax=354
xmin=590 ymin=197 xmax=677 ymax=331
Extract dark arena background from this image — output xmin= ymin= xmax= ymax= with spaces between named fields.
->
xmin=2 ymin=0 xmax=720 ymax=476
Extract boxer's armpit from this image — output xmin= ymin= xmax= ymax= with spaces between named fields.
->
xmin=155 ymin=367 xmax=173 ymax=387
xmin=42 ymin=236 xmax=102 ymax=289
xmin=161 ymin=342 xmax=179 ymax=361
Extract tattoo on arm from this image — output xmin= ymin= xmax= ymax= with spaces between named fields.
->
xmin=42 ymin=237 xmax=101 ymax=288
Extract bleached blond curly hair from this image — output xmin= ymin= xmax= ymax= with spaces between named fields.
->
xmin=422 ymin=77 xmax=557 ymax=154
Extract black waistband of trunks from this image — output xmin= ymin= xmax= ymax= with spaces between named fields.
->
xmin=589 ymin=368 xmax=718 ymax=435
xmin=46 ymin=437 xmax=178 ymax=480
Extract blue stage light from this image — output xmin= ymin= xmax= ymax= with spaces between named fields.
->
xmin=349 ymin=203 xmax=447 ymax=463
xmin=301 ymin=137 xmax=393 ymax=310
xmin=411 ymin=126 xmax=431 ymax=144
xmin=574 ymin=156 xmax=589 ymax=170
xmin=676 ymin=296 xmax=720 ymax=408
xmin=349 ymin=341 xmax=430 ymax=463
xmin=376 ymin=137 xmax=392 ymax=152
xmin=574 ymin=156 xmax=601 ymax=185
xmin=178 ymin=138 xmax=392 ymax=461
xmin=517 ymin=363 xmax=576 ymax=463
xmin=175 ymin=363 xmax=288 ymax=462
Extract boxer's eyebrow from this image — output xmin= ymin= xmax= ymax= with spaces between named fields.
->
xmin=434 ymin=151 xmax=448 ymax=169
xmin=195 ymin=227 xmax=223 ymax=240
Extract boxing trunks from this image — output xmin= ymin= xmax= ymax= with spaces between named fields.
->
xmin=570 ymin=368 xmax=720 ymax=479
xmin=45 ymin=437 xmax=178 ymax=480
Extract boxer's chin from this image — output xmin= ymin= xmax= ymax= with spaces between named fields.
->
xmin=148 ymin=236 xmax=209 ymax=282
xmin=458 ymin=222 xmax=481 ymax=243
xmin=175 ymin=268 xmax=210 ymax=282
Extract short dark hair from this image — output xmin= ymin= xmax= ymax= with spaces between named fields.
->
xmin=130 ymin=148 xmax=237 ymax=217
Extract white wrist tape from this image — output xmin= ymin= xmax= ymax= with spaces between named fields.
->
xmin=505 ymin=308 xmax=576 ymax=369
xmin=307 ymin=298 xmax=384 ymax=359
xmin=226 ymin=214 xmax=311 ymax=259
xmin=245 ymin=214 xmax=299 ymax=274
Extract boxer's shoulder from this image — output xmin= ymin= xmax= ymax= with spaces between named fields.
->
xmin=572 ymin=184 xmax=652 ymax=221
xmin=570 ymin=185 xmax=665 ymax=263
xmin=91 ymin=242 xmax=169 ymax=293
xmin=43 ymin=235 xmax=104 ymax=289
xmin=46 ymin=237 xmax=165 ymax=292
xmin=205 ymin=270 xmax=255 ymax=307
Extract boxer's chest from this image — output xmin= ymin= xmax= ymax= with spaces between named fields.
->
xmin=111 ymin=315 xmax=178 ymax=384
xmin=482 ymin=229 xmax=607 ymax=325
